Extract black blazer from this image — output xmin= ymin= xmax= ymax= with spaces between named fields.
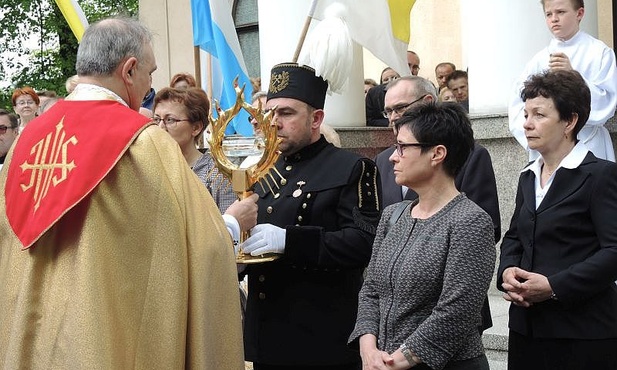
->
xmin=365 ymin=84 xmax=389 ymax=127
xmin=497 ymin=152 xmax=617 ymax=339
xmin=375 ymin=143 xmax=501 ymax=243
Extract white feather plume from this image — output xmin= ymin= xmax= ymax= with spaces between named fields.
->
xmin=300 ymin=3 xmax=353 ymax=93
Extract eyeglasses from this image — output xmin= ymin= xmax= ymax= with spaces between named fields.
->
xmin=393 ymin=142 xmax=435 ymax=156
xmin=382 ymin=94 xmax=427 ymax=118
xmin=152 ymin=116 xmax=191 ymax=127
xmin=0 ymin=125 xmax=16 ymax=134
xmin=16 ymin=100 xmax=36 ymax=106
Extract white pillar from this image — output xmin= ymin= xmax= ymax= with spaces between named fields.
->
xmin=461 ymin=0 xmax=598 ymax=115
xmin=257 ymin=0 xmax=365 ymax=127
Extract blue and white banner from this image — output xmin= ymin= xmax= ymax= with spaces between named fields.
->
xmin=191 ymin=0 xmax=253 ymax=136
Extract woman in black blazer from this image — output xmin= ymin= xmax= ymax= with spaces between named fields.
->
xmin=498 ymin=69 xmax=617 ymax=370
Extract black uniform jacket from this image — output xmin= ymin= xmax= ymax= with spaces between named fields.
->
xmin=497 ymin=152 xmax=617 ymax=339
xmin=244 ymin=136 xmax=382 ymax=366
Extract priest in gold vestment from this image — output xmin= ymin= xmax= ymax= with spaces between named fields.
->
xmin=0 ymin=17 xmax=244 ymax=369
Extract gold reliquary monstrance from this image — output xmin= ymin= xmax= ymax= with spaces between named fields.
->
xmin=207 ymin=78 xmax=284 ymax=264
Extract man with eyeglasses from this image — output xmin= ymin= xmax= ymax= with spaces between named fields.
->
xmin=0 ymin=17 xmax=244 ymax=369
xmin=374 ymin=75 xmax=501 ymax=334
xmin=0 ymin=109 xmax=19 ymax=170
xmin=366 ymin=51 xmax=421 ymax=127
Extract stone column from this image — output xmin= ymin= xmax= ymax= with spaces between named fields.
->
xmin=139 ymin=0 xmax=197 ymax=91
xmin=461 ymin=0 xmax=598 ymax=115
xmin=257 ymin=0 xmax=365 ymax=127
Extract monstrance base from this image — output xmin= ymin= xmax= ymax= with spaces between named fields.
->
xmin=236 ymin=252 xmax=280 ymax=264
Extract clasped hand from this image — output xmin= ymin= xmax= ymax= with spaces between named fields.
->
xmin=361 ymin=349 xmax=412 ymax=370
xmin=501 ymin=267 xmax=553 ymax=307
xmin=548 ymin=52 xmax=573 ymax=72
xmin=240 ymin=223 xmax=286 ymax=256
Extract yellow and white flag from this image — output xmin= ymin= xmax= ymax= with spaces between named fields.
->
xmin=55 ymin=0 xmax=89 ymax=42
xmin=311 ymin=0 xmax=416 ymax=76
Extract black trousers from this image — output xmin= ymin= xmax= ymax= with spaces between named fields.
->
xmin=252 ymin=363 xmax=360 ymax=370
xmin=508 ymin=330 xmax=617 ymax=370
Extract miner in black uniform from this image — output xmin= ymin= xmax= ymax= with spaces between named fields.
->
xmin=240 ymin=63 xmax=381 ymax=370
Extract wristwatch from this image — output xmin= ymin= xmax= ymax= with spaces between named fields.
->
xmin=399 ymin=342 xmax=418 ymax=366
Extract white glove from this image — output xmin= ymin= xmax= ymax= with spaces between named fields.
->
xmin=241 ymin=224 xmax=286 ymax=256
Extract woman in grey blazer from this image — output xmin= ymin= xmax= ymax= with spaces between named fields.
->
xmin=498 ymin=69 xmax=617 ymax=370
xmin=350 ymin=102 xmax=495 ymax=370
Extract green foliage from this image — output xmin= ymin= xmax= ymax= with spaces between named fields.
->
xmin=0 ymin=0 xmax=139 ymax=111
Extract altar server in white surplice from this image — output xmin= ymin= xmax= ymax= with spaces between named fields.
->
xmin=509 ymin=0 xmax=617 ymax=162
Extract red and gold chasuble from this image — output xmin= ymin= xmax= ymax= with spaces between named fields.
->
xmin=5 ymin=99 xmax=151 ymax=249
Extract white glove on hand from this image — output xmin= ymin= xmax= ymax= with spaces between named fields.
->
xmin=241 ymin=224 xmax=286 ymax=256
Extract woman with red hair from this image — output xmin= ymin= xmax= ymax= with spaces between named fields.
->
xmin=11 ymin=87 xmax=40 ymax=132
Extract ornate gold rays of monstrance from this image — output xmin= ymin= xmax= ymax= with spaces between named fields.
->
xmin=207 ymin=79 xmax=284 ymax=264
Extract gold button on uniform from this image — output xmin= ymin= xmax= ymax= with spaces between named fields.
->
xmin=259 ymin=275 xmax=266 ymax=282
xmin=306 ymin=193 xmax=311 ymax=199
xmin=297 ymin=216 xmax=303 ymax=222
xmin=259 ymin=293 xmax=266 ymax=300
xmin=302 ymin=203 xmax=307 ymax=209
xmin=286 ymin=165 xmax=292 ymax=171
xmin=281 ymin=179 xmax=287 ymax=185
xmin=267 ymin=206 xmax=273 ymax=214
xmin=274 ymin=193 xmax=280 ymax=199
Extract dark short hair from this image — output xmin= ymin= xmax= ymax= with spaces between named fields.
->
xmin=445 ymin=70 xmax=468 ymax=86
xmin=153 ymin=87 xmax=210 ymax=144
xmin=521 ymin=70 xmax=590 ymax=139
xmin=394 ymin=102 xmax=474 ymax=178
xmin=0 ymin=109 xmax=19 ymax=128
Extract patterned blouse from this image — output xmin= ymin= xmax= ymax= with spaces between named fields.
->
xmin=192 ymin=151 xmax=236 ymax=213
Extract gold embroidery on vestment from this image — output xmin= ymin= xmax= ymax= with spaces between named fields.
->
xmin=20 ymin=118 xmax=78 ymax=211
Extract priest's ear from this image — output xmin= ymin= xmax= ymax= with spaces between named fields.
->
xmin=120 ymin=57 xmax=138 ymax=82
